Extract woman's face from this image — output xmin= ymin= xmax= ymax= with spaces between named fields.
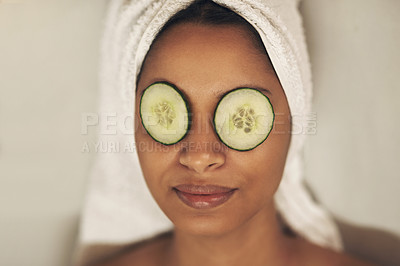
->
xmin=135 ymin=23 xmax=291 ymax=236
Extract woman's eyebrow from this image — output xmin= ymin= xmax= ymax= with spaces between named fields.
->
xmin=215 ymin=86 xmax=273 ymax=98
xmin=255 ymin=87 xmax=272 ymax=95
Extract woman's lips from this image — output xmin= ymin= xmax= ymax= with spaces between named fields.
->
xmin=173 ymin=184 xmax=237 ymax=209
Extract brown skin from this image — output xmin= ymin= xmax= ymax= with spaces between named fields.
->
xmin=136 ymin=23 xmax=291 ymax=240
xmin=93 ymin=24 xmax=374 ymax=266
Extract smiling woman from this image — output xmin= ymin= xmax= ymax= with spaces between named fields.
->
xmin=135 ymin=23 xmax=292 ymax=242
xmin=76 ymin=0 xmax=376 ymax=265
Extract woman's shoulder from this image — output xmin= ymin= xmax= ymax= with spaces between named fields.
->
xmin=91 ymin=231 xmax=173 ymax=266
xmin=89 ymin=232 xmax=375 ymax=266
xmin=293 ymin=238 xmax=375 ymax=266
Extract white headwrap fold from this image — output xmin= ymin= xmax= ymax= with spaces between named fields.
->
xmin=78 ymin=0 xmax=342 ymax=261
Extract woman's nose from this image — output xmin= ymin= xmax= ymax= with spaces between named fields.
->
xmin=178 ymin=113 xmax=226 ymax=174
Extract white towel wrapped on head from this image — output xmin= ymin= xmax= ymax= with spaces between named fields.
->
xmin=77 ymin=0 xmax=343 ymax=262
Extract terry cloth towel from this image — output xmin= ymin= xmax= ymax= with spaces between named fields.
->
xmin=76 ymin=0 xmax=343 ymax=263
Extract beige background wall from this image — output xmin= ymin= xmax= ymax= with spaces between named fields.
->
xmin=301 ymin=0 xmax=400 ymax=236
xmin=0 ymin=0 xmax=107 ymax=265
xmin=0 ymin=0 xmax=398 ymax=265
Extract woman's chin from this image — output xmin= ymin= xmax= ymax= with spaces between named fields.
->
xmin=170 ymin=212 xmax=241 ymax=237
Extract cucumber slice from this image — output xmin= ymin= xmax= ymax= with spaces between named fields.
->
xmin=213 ymin=88 xmax=274 ymax=151
xmin=139 ymin=82 xmax=190 ymax=145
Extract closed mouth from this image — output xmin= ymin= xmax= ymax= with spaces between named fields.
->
xmin=173 ymin=184 xmax=237 ymax=209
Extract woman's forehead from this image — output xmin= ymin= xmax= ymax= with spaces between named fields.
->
xmin=149 ymin=23 xmax=272 ymax=63
xmin=138 ymin=24 xmax=278 ymax=96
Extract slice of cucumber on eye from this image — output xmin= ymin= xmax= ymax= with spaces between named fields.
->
xmin=213 ymin=88 xmax=274 ymax=151
xmin=139 ymin=82 xmax=190 ymax=145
